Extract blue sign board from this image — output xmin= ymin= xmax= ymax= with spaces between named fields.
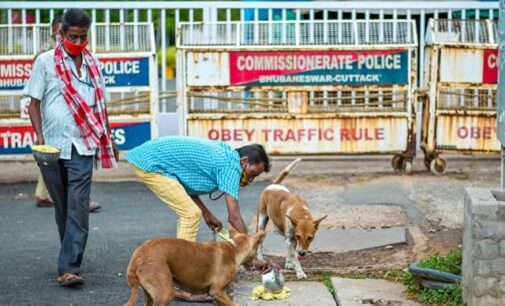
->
xmin=98 ymin=57 xmax=150 ymax=87
xmin=0 ymin=56 xmax=150 ymax=90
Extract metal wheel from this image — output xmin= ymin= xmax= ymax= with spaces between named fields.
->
xmin=391 ymin=154 xmax=406 ymax=174
xmin=430 ymin=157 xmax=447 ymax=176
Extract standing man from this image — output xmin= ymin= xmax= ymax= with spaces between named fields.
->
xmin=33 ymin=15 xmax=102 ymax=213
xmin=24 ymin=8 xmax=118 ymax=287
xmin=125 ymin=136 xmax=275 ymax=302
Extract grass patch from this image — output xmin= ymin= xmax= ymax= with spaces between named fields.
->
xmin=321 ymin=272 xmax=336 ymax=297
xmin=381 ymin=268 xmax=411 ymax=282
xmin=314 ymin=251 xmax=464 ymax=305
xmin=404 ymin=250 xmax=465 ymax=306
xmin=416 ymin=250 xmax=462 ymax=275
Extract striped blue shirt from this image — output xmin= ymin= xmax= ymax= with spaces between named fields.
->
xmin=125 ymin=136 xmax=242 ymax=199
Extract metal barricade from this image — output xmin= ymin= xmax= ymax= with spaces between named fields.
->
xmin=0 ymin=22 xmax=158 ymax=156
xmin=92 ymin=22 xmax=159 ymax=150
xmin=421 ymin=19 xmax=498 ymax=175
xmin=0 ymin=23 xmax=52 ymax=155
xmin=177 ymin=19 xmax=418 ymax=173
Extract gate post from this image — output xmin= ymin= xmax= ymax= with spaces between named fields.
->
xmin=463 ymin=188 xmax=505 ymax=305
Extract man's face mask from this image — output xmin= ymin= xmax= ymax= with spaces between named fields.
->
xmin=63 ymin=35 xmax=88 ymax=56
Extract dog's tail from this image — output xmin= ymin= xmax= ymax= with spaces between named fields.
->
xmin=123 ymin=270 xmax=141 ymax=306
xmin=273 ymin=157 xmax=302 ymax=184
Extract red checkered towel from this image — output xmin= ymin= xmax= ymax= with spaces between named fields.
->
xmin=53 ymin=43 xmax=116 ymax=169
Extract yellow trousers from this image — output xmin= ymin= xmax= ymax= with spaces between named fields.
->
xmin=129 ymin=164 xmax=202 ymax=241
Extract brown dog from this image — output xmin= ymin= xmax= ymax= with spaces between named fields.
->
xmin=123 ymin=229 xmax=266 ymax=306
xmin=256 ymin=158 xmax=327 ymax=279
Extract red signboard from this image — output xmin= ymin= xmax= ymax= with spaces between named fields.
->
xmin=0 ymin=125 xmax=36 ymax=154
xmin=483 ymin=49 xmax=498 ymax=84
xmin=229 ymin=50 xmax=409 ymax=86
xmin=0 ymin=59 xmax=34 ymax=90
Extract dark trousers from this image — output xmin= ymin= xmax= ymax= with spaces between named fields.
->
xmin=39 ymin=146 xmax=93 ymax=275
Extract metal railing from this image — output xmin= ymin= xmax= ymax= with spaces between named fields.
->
xmin=0 ymin=24 xmax=49 ymax=55
xmin=178 ymin=20 xmax=417 ymax=47
xmin=188 ymin=91 xmax=288 ymax=113
xmin=0 ymin=95 xmax=22 ymax=118
xmin=93 ymin=23 xmax=155 ymax=53
xmin=158 ymin=90 xmax=178 ymax=113
xmin=0 ymin=22 xmax=155 ymax=56
xmin=308 ymin=89 xmax=409 ymax=112
xmin=427 ymin=19 xmax=498 ymax=45
xmin=0 ymin=90 xmax=179 ymax=119
xmin=185 ymin=88 xmax=409 ymax=114
xmin=438 ymin=87 xmax=497 ymax=110
xmin=107 ymin=92 xmax=151 ymax=116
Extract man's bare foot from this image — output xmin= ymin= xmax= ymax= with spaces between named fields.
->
xmin=88 ymin=201 xmax=101 ymax=213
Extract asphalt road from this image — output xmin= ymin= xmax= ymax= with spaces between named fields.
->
xmin=0 ymin=181 xmax=269 ymax=306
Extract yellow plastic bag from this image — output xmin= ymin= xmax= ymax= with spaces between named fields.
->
xmin=250 ymin=285 xmax=291 ymax=301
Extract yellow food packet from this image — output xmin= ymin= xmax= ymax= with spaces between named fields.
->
xmin=251 ymin=285 xmax=291 ymax=300
xmin=32 ymin=145 xmax=60 ymax=153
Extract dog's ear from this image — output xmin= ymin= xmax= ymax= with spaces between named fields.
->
xmin=228 ymin=224 xmax=238 ymax=238
xmin=286 ymin=215 xmax=298 ymax=228
xmin=313 ymin=215 xmax=328 ymax=229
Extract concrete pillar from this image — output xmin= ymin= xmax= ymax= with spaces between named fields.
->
xmin=463 ymin=188 xmax=505 ymax=305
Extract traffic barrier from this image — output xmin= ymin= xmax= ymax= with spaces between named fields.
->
xmin=177 ymin=19 xmax=418 ymax=173
xmin=421 ymin=19 xmax=498 ymax=175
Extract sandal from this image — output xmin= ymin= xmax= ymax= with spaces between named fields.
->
xmin=57 ymin=273 xmax=84 ymax=287
xmin=174 ymin=289 xmax=213 ymax=303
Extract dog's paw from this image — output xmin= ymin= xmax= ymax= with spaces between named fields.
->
xmin=296 ymin=270 xmax=307 ymax=279
xmin=285 ymin=262 xmax=294 ymax=270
